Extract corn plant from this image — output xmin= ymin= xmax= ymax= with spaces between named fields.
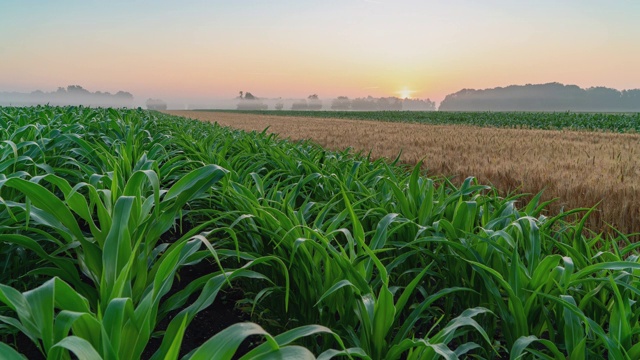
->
xmin=2 ymin=106 xmax=640 ymax=359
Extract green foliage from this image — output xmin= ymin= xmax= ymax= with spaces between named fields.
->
xmin=210 ymin=109 xmax=640 ymax=133
xmin=0 ymin=105 xmax=639 ymax=359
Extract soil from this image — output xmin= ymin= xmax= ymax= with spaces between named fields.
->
xmin=141 ymin=258 xmax=255 ymax=359
xmin=10 ymin=332 xmax=45 ymax=360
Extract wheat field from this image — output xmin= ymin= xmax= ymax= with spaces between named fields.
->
xmin=166 ymin=110 xmax=640 ymax=235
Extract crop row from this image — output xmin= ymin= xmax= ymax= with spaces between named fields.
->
xmin=0 ymin=106 xmax=639 ymax=359
xmin=212 ymin=110 xmax=640 ymax=133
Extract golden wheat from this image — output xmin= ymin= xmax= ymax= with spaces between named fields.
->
xmin=166 ymin=111 xmax=640 ymax=235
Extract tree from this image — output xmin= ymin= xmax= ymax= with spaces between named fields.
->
xmin=1 ymin=85 xmax=135 ymax=107
xmin=291 ymin=100 xmax=308 ymax=110
xmin=331 ymin=96 xmax=351 ymax=110
xmin=67 ymin=85 xmax=90 ymax=95
xmin=115 ymin=91 xmax=133 ymax=99
xmin=437 ymin=82 xmax=640 ymax=111
xmin=146 ymin=98 xmax=167 ymax=110
xmin=307 ymin=94 xmax=322 ymax=110
xmin=236 ymin=91 xmax=267 ymax=110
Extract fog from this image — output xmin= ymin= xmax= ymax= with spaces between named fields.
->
xmin=0 ymin=88 xmax=238 ymax=110
xmin=439 ymin=83 xmax=640 ymax=112
xmin=0 ymin=86 xmax=437 ymax=111
xmin=0 ymin=86 xmax=134 ymax=108
xmin=3 ymin=83 xmax=640 ymax=112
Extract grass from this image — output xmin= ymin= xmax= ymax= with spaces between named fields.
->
xmin=1 ymin=105 xmax=640 ymax=359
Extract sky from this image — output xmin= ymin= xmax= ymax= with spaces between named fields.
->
xmin=1 ymin=0 xmax=639 ymax=106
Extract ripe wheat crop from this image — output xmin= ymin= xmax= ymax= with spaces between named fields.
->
xmin=174 ymin=110 xmax=640 ymax=235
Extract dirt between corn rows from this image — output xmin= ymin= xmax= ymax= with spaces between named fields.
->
xmin=165 ymin=110 xmax=640 ymax=236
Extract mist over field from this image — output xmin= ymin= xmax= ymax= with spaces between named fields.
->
xmin=439 ymin=83 xmax=640 ymax=112
xmin=4 ymin=82 xmax=640 ymax=112
xmin=2 ymin=1 xmax=639 ymax=111
xmin=0 ymin=86 xmax=134 ymax=108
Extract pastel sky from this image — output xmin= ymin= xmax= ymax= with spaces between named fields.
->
xmin=1 ymin=0 xmax=639 ymax=105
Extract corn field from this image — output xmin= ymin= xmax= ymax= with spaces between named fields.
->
xmin=0 ymin=106 xmax=639 ymax=359
xmin=219 ymin=110 xmax=640 ymax=132
xmin=170 ymin=110 xmax=640 ymax=235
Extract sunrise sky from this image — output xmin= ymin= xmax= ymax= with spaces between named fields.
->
xmin=1 ymin=0 xmax=639 ymax=106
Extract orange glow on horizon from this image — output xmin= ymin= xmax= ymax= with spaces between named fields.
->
xmin=1 ymin=2 xmax=639 ymax=106
xmin=397 ymin=88 xmax=416 ymax=99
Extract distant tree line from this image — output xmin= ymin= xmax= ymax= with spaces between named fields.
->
xmin=0 ymin=85 xmax=134 ymax=107
xmin=291 ymin=94 xmax=322 ymax=110
xmin=236 ymin=91 xmax=436 ymax=111
xmin=236 ymin=90 xmax=268 ymax=110
xmin=331 ymin=96 xmax=436 ymax=111
xmin=439 ymin=83 xmax=640 ymax=112
xmin=146 ymin=98 xmax=167 ymax=110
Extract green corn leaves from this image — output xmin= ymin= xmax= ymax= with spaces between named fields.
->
xmin=225 ymin=109 xmax=640 ymax=133
xmin=1 ymin=106 xmax=640 ymax=359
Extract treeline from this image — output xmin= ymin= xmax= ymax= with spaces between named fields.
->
xmin=331 ymin=96 xmax=434 ymax=111
xmin=439 ymin=83 xmax=640 ymax=112
xmin=0 ymin=85 xmax=134 ymax=107
xmin=236 ymin=92 xmax=436 ymax=111
xmin=236 ymin=91 xmax=268 ymax=110
xmin=146 ymin=98 xmax=167 ymax=110
xmin=291 ymin=94 xmax=322 ymax=110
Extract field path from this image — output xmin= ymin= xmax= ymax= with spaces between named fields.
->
xmin=165 ymin=110 xmax=640 ymax=234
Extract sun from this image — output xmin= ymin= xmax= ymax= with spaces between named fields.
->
xmin=398 ymin=88 xmax=414 ymax=99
